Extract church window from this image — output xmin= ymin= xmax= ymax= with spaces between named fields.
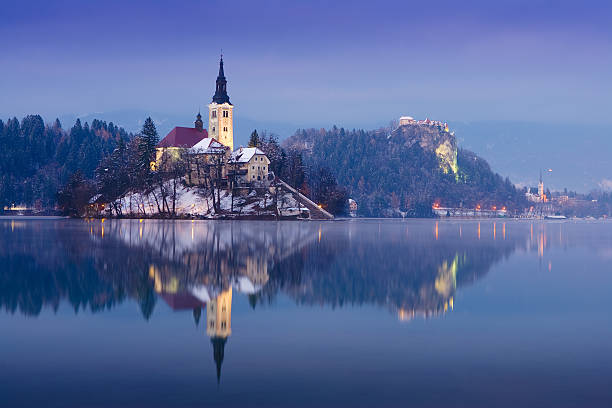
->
xmin=209 ymin=321 xmax=215 ymax=328
xmin=223 ymin=110 xmax=229 ymax=118
xmin=223 ymin=127 xmax=227 ymax=132
xmin=212 ymin=111 xmax=217 ymax=118
xmin=212 ymin=127 xmax=215 ymax=132
xmin=221 ymin=321 xmax=226 ymax=329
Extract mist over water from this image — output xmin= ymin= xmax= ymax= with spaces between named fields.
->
xmin=1 ymin=219 xmax=611 ymax=407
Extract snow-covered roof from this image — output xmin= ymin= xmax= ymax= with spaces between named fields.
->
xmin=230 ymin=147 xmax=266 ymax=163
xmin=233 ymin=276 xmax=263 ymax=294
xmin=189 ymin=137 xmax=227 ymax=154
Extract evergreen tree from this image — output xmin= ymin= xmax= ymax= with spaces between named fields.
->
xmin=138 ymin=117 xmax=159 ymax=177
xmin=248 ymin=129 xmax=260 ymax=147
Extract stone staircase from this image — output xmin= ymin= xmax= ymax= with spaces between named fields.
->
xmin=277 ymin=180 xmax=334 ymax=220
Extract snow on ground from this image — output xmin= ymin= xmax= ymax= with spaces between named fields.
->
xmin=104 ymin=183 xmax=303 ymax=218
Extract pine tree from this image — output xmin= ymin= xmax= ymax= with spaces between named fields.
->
xmin=138 ymin=117 xmax=159 ymax=176
xmin=248 ymin=129 xmax=260 ymax=147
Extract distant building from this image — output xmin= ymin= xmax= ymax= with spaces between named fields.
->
xmin=399 ymin=116 xmax=415 ymax=126
xmin=348 ymin=198 xmax=358 ymax=217
xmin=399 ymin=115 xmax=449 ymax=132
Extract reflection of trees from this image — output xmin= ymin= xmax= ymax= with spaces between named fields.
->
xmin=0 ymin=220 xmax=316 ymax=318
xmin=252 ymin=226 xmax=524 ymax=319
xmin=1 ymin=220 xmax=527 ymax=320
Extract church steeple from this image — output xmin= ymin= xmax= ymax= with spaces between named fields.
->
xmin=211 ymin=336 xmax=227 ymax=385
xmin=212 ymin=55 xmax=231 ymax=105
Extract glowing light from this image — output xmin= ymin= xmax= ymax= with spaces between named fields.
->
xmin=503 ymin=223 xmax=506 ymax=240
xmin=318 ymin=226 xmax=322 ymax=243
xmin=493 ymin=223 xmax=496 ymax=240
xmin=139 ymin=219 xmax=143 ymax=223
xmin=435 ymin=221 xmax=439 ymax=240
xmin=101 ymin=218 xmax=105 ymax=223
xmin=478 ymin=222 xmax=481 ymax=240
xmin=492 ymin=205 xmax=497 ymax=211
xmin=476 ymin=204 xmax=481 ymax=210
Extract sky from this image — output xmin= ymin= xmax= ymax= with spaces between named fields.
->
xmin=1 ymin=0 xmax=611 ymax=129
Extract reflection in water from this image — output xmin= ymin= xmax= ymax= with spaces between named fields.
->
xmin=4 ymin=218 xmax=607 ymax=384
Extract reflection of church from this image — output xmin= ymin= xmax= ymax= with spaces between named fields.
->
xmin=149 ymin=259 xmax=268 ymax=384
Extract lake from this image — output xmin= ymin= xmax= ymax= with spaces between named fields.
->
xmin=1 ymin=218 xmax=611 ymax=407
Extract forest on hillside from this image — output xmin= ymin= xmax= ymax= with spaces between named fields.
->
xmin=0 ymin=115 xmax=129 ymax=210
xmin=283 ymin=126 xmax=528 ymax=217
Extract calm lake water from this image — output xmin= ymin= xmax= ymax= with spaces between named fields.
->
xmin=1 ymin=218 xmax=611 ymax=407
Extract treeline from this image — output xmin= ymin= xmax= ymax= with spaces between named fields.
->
xmin=0 ymin=115 xmax=129 ymax=210
xmin=283 ymin=126 xmax=527 ymax=217
xmin=249 ymin=130 xmax=348 ymax=215
xmin=58 ymin=118 xmax=172 ymax=216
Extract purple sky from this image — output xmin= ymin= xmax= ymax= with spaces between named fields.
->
xmin=2 ymin=0 xmax=611 ymax=127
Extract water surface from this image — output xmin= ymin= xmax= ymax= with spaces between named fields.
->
xmin=1 ymin=219 xmax=611 ymax=407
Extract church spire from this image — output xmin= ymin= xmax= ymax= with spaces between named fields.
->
xmin=211 ymin=336 xmax=227 ymax=385
xmin=212 ymin=55 xmax=231 ymax=105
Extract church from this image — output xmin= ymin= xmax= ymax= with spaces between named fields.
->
xmin=155 ymin=56 xmax=264 ymax=184
xmin=157 ymin=55 xmax=234 ymax=151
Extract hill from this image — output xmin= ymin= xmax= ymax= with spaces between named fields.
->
xmin=283 ymin=124 xmax=526 ymax=217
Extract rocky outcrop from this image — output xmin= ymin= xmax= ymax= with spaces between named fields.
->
xmin=390 ymin=124 xmax=458 ymax=174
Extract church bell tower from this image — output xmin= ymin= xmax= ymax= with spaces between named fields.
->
xmin=208 ymin=56 xmax=234 ymax=151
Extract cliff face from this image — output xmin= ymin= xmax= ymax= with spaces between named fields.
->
xmin=390 ymin=124 xmax=458 ymax=174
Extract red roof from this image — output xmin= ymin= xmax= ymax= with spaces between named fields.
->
xmin=159 ymin=292 xmax=207 ymax=311
xmin=157 ymin=127 xmax=208 ymax=148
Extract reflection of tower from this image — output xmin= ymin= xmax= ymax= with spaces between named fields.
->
xmin=206 ymin=287 xmax=232 ymax=384
xmin=538 ymin=169 xmax=544 ymax=198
